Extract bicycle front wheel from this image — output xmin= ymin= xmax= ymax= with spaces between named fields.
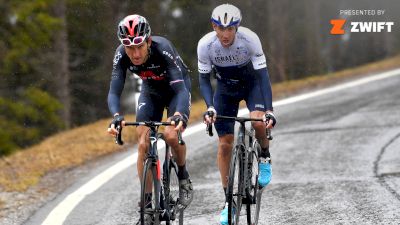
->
xmin=167 ymin=158 xmax=184 ymax=225
xmin=227 ymin=145 xmax=244 ymax=225
xmin=246 ymin=142 xmax=261 ymax=225
xmin=163 ymin=153 xmax=182 ymax=222
xmin=140 ymin=159 xmax=161 ymax=225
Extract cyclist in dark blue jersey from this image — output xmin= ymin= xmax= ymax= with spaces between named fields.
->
xmin=197 ymin=4 xmax=277 ymax=224
xmin=106 ymin=15 xmax=193 ymax=223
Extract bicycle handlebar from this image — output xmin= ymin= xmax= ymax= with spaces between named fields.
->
xmin=206 ymin=115 xmax=273 ymax=140
xmin=115 ymin=121 xmax=185 ymax=146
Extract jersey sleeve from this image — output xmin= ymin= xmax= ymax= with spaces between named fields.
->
xmin=254 ymin=67 xmax=273 ymax=111
xmin=197 ymin=34 xmax=214 ymax=107
xmin=246 ymin=30 xmax=267 ymax=70
xmin=242 ymin=28 xmax=272 ymax=110
xmin=199 ymin=72 xmax=214 ymax=108
xmin=157 ymin=38 xmax=190 ymax=117
xmin=197 ymin=35 xmax=213 ymax=74
xmin=107 ymin=45 xmax=127 ymax=115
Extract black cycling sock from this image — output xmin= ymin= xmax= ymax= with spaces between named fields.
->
xmin=224 ymin=187 xmax=227 ymax=203
xmin=178 ymin=164 xmax=189 ymax=180
xmin=260 ymin=147 xmax=271 ymax=159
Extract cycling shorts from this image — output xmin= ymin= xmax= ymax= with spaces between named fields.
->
xmin=136 ymin=92 xmax=190 ymax=124
xmin=214 ymin=79 xmax=265 ymax=136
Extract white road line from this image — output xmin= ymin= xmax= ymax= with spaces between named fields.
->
xmin=271 ymin=68 xmax=400 ymax=107
xmin=41 ymin=153 xmax=137 ymax=225
xmin=41 ymin=68 xmax=400 ymax=225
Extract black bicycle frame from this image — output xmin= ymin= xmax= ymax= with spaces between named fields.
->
xmin=115 ymin=121 xmax=184 ymax=224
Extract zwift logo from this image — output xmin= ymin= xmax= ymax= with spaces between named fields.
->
xmin=330 ymin=20 xmax=394 ymax=34
xmin=330 ymin=9 xmax=394 ymax=35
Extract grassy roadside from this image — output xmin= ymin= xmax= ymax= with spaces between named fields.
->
xmin=1 ymin=55 xmax=400 ymax=193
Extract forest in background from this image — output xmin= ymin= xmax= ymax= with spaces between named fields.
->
xmin=1 ymin=0 xmax=399 ymax=155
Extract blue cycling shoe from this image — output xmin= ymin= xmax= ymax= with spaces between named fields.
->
xmin=220 ymin=203 xmax=235 ymax=225
xmin=258 ymin=157 xmax=272 ymax=188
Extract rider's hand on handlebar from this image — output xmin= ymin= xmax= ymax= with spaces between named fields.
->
xmin=107 ymin=114 xmax=125 ymax=137
xmin=170 ymin=114 xmax=187 ymax=131
xmin=203 ymin=107 xmax=217 ymax=124
xmin=263 ymin=111 xmax=276 ymax=129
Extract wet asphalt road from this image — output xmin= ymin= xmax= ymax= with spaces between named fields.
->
xmin=25 ymin=72 xmax=400 ymax=225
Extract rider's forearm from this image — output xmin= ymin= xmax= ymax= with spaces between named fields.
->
xmin=255 ymin=67 xmax=273 ymax=111
xmin=199 ymin=72 xmax=214 ymax=108
xmin=170 ymin=81 xmax=190 ymax=121
xmin=107 ymin=78 xmax=125 ymax=115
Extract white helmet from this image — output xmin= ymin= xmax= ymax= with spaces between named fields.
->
xmin=211 ymin=4 xmax=241 ymax=27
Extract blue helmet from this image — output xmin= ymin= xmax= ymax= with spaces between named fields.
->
xmin=211 ymin=4 xmax=242 ymax=27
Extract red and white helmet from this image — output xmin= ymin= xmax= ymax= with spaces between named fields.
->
xmin=117 ymin=14 xmax=151 ymax=46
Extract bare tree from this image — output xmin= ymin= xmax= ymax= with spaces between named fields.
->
xmin=266 ymin=0 xmax=290 ymax=82
xmin=53 ymin=0 xmax=71 ymax=128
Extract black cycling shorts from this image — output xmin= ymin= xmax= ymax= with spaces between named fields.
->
xmin=136 ymin=92 xmax=190 ymax=123
xmin=214 ymin=79 xmax=265 ymax=136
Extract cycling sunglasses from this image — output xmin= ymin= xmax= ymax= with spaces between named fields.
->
xmin=120 ymin=36 xmax=146 ymax=46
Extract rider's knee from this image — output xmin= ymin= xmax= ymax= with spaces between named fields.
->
xmin=163 ymin=129 xmax=177 ymax=145
xmin=137 ymin=130 xmax=149 ymax=154
xmin=252 ymin=121 xmax=265 ymax=131
xmin=218 ymin=142 xmax=233 ymax=156
xmin=137 ymin=139 xmax=149 ymax=154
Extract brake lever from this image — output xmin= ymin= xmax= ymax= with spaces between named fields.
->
xmin=115 ymin=125 xmax=124 ymax=145
xmin=177 ymin=130 xmax=185 ymax=145
xmin=266 ymin=128 xmax=273 ymax=140
xmin=206 ymin=123 xmax=214 ymax=137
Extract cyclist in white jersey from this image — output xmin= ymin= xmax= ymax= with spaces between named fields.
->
xmin=197 ymin=4 xmax=277 ymax=224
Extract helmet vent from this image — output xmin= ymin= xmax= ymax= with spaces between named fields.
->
xmin=134 ymin=24 xmax=139 ymax=36
xmin=224 ymin=13 xmax=227 ymax=24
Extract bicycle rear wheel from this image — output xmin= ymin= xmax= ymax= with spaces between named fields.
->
xmin=246 ymin=142 xmax=261 ymax=225
xmin=140 ymin=158 xmax=161 ymax=225
xmin=227 ymin=145 xmax=244 ymax=225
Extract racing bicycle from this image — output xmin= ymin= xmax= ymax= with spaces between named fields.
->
xmin=116 ymin=121 xmax=185 ymax=225
xmin=207 ymin=115 xmax=272 ymax=225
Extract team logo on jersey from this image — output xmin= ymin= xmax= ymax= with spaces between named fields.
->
xmin=235 ymin=46 xmax=248 ymax=55
xmin=198 ymin=59 xmax=208 ymax=65
xmin=214 ymin=55 xmax=238 ymax=63
xmin=162 ymin=51 xmax=174 ymax=60
xmin=113 ymin=52 xmax=122 ymax=69
xmin=255 ymin=104 xmax=265 ymax=109
xmin=257 ymin=62 xmax=267 ymax=67
xmin=138 ymin=103 xmax=146 ymax=110
xmin=148 ymin=64 xmax=161 ymax=69
xmin=139 ymin=71 xmax=165 ymax=80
